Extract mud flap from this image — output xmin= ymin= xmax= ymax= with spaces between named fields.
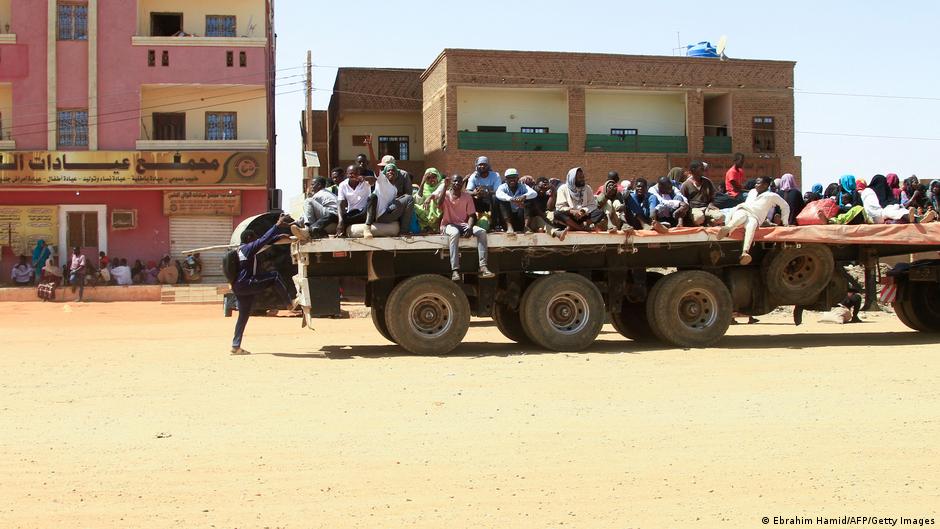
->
xmin=293 ymin=274 xmax=315 ymax=331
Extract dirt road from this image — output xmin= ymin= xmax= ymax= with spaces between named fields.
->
xmin=1 ymin=302 xmax=938 ymax=528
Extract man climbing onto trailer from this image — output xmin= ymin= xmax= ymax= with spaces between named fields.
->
xmin=230 ymin=213 xmax=295 ymax=355
xmin=717 ymin=176 xmax=791 ymax=265
xmin=432 ymin=174 xmax=496 ymax=282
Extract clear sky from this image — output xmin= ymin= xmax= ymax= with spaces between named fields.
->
xmin=273 ymin=0 xmax=940 ymax=203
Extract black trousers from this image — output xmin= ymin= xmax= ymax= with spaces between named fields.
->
xmin=497 ymin=200 xmax=534 ymax=231
xmin=553 ymin=208 xmax=605 ymax=229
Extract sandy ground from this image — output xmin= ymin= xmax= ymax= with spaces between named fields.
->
xmin=1 ymin=301 xmax=938 ymax=529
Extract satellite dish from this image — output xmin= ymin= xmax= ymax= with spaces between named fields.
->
xmin=717 ymin=35 xmax=728 ymax=60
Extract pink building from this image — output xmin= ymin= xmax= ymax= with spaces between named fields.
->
xmin=0 ymin=0 xmax=275 ymax=281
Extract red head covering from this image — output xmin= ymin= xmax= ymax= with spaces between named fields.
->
xmin=856 ymin=178 xmax=868 ymax=191
xmin=886 ymin=173 xmax=901 ymax=201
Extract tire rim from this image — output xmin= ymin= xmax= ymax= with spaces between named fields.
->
xmin=545 ymin=291 xmax=589 ymax=335
xmin=783 ymin=255 xmax=822 ymax=289
xmin=676 ymin=288 xmax=718 ymax=330
xmin=408 ymin=294 xmax=454 ymax=338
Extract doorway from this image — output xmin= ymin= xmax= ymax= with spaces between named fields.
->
xmin=153 ymin=113 xmax=186 ymax=141
xmin=150 ymin=13 xmax=183 ymax=37
xmin=58 ymin=205 xmax=107 ymax=271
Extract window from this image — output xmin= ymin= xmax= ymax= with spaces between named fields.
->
xmin=206 ymin=112 xmax=237 ymax=140
xmin=58 ymin=110 xmax=89 ymax=148
xmin=67 ymin=212 xmax=98 ymax=249
xmin=153 ymin=113 xmax=186 ymax=141
xmin=611 ymin=128 xmax=638 ymax=137
xmin=378 ymin=136 xmax=409 ymax=161
xmin=226 ymin=51 xmax=234 ymax=67
xmin=477 ymin=126 xmax=507 ymax=133
xmin=57 ymin=3 xmax=88 ymax=41
xmin=521 ymin=127 xmax=549 ymax=134
xmin=206 ymin=15 xmax=237 ymax=37
xmin=150 ymin=13 xmax=182 ymax=37
xmin=239 ymin=51 xmax=247 ymax=67
xmin=753 ymin=116 xmax=775 ymax=153
xmin=147 ymin=50 xmax=156 ymax=67
xmin=161 ymin=50 xmax=169 ymax=66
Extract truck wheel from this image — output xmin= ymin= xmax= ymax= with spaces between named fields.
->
xmin=762 ymin=244 xmax=834 ymax=306
xmin=370 ymin=305 xmax=397 ymax=343
xmin=493 ymin=303 xmax=530 ymax=344
xmin=385 ymin=275 xmax=470 ymax=355
xmin=646 ymin=270 xmax=732 ymax=348
xmin=520 ymin=273 xmax=605 ymax=351
xmin=894 ymin=279 xmax=940 ymax=332
xmin=609 ymin=271 xmax=663 ymax=341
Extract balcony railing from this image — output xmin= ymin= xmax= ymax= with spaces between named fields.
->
xmin=458 ymin=131 xmax=568 ymax=152
xmin=131 ymin=36 xmax=266 ymax=47
xmin=585 ymin=134 xmax=688 ymax=153
xmin=703 ymin=136 xmax=732 ymax=154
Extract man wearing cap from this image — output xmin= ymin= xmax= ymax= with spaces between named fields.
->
xmin=467 ymin=156 xmax=502 ymax=231
xmin=377 ymin=155 xmax=413 ymax=187
xmin=495 ymin=168 xmax=537 ymax=234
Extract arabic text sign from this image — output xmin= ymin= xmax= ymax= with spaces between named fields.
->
xmin=0 ymin=206 xmax=58 ymax=256
xmin=0 ymin=151 xmax=267 ymax=187
xmin=163 ymin=191 xmax=242 ymax=216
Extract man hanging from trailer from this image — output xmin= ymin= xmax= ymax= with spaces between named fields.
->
xmin=717 ymin=176 xmax=791 ymax=265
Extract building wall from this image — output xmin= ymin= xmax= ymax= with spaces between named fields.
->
xmin=0 ymin=83 xmax=11 ymax=138
xmin=336 ymin=111 xmax=424 ymax=162
xmin=456 ymin=87 xmax=568 ymax=133
xmin=56 ymin=41 xmax=89 ymax=110
xmin=137 ymin=0 xmax=265 ymax=37
xmin=8 ymin=0 xmax=49 ymax=150
xmin=139 ymin=85 xmax=266 ymax=141
xmin=585 ymin=90 xmax=686 ymax=136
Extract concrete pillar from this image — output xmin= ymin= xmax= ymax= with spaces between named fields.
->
xmin=567 ymin=86 xmax=585 ymax=155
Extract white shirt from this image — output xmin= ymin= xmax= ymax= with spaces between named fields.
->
xmin=12 ymin=264 xmax=33 ymax=283
xmin=337 ymin=180 xmax=371 ymax=213
xmin=736 ymin=190 xmax=791 ymax=226
xmin=111 ymin=265 xmax=133 ymax=285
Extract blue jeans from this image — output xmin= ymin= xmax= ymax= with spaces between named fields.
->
xmin=231 ymin=272 xmax=292 ymax=348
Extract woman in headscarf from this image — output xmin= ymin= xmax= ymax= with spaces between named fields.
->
xmin=823 ymin=183 xmax=841 ymax=199
xmin=885 ymin=173 xmax=902 ymax=202
xmin=413 ymin=168 xmax=443 ymax=233
xmin=928 ymin=180 xmax=940 ymax=216
xmin=823 ymin=175 xmax=868 ymax=225
xmin=861 ymin=174 xmax=911 ymax=224
xmin=31 ymin=239 xmax=51 ymax=282
xmin=804 ymin=183 xmax=824 ymax=204
xmin=776 ymin=173 xmax=804 ymax=225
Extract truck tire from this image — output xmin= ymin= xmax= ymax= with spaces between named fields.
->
xmin=762 ymin=244 xmax=835 ymax=306
xmin=370 ymin=305 xmax=397 ymax=343
xmin=385 ymin=275 xmax=470 ymax=355
xmin=609 ymin=271 xmax=664 ymax=342
xmin=493 ymin=303 xmax=530 ymax=344
xmin=894 ymin=279 xmax=940 ymax=332
xmin=646 ymin=270 xmax=733 ymax=348
xmin=520 ymin=273 xmax=605 ymax=351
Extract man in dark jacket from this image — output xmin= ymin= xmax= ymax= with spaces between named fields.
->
xmin=230 ymin=214 xmax=294 ymax=355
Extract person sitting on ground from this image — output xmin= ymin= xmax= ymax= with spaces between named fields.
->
xmin=413 ymin=168 xmax=443 ymax=233
xmin=183 ymin=253 xmax=203 ymax=283
xmin=111 ymin=258 xmax=133 ymax=286
xmin=37 ymin=257 xmax=62 ymax=302
xmin=554 ymin=167 xmax=606 ymax=232
xmin=143 ymin=261 xmax=159 ymax=285
xmin=467 ymin=156 xmax=502 ymax=231
xmin=363 ymin=162 xmax=415 ymax=238
xmin=157 ymin=255 xmax=179 ymax=285
xmin=681 ymin=160 xmax=724 ymax=227
xmin=68 ymin=247 xmax=87 ymax=301
xmin=335 ymin=165 xmax=372 ymax=238
xmin=495 ymin=168 xmax=537 ymax=234
xmin=96 ymin=251 xmax=112 ymax=284
xmin=131 ymin=259 xmax=145 ymax=284
xmin=327 ymin=167 xmax=345 ymax=196
xmin=11 ymin=255 xmax=34 ymax=286
xmin=862 ymin=174 xmax=923 ymax=224
xmin=230 ymin=214 xmax=296 ymax=355
xmin=292 ymin=176 xmax=340 ymax=240
xmin=431 ymin=174 xmax=495 ymax=282
xmin=718 ymin=176 xmax=791 ymax=265
xmin=725 ymin=152 xmax=747 ymax=199
xmin=648 ymin=176 xmax=690 ymax=228
xmin=526 ymin=176 xmax=566 ymax=239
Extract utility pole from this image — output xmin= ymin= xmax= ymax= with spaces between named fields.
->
xmin=304 ymin=50 xmax=314 ymax=190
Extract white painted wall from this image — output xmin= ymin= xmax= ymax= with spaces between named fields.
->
xmin=585 ymin=90 xmax=686 ymax=136
xmin=456 ymin=87 xmax=568 ymax=133
xmin=137 ymin=0 xmax=264 ymax=37
xmin=139 ymin=85 xmax=266 ymax=140
xmin=338 ymin=112 xmax=424 ymax=161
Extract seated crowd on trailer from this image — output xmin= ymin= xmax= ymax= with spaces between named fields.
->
xmin=290 ymin=151 xmax=940 ymax=277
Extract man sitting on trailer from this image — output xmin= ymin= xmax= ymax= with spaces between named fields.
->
xmin=292 ymin=176 xmax=339 ymax=240
xmin=554 ymin=167 xmax=606 ymax=232
xmin=335 ymin=165 xmax=372 ymax=238
xmin=467 ymin=156 xmax=502 ymax=231
xmin=648 ymin=176 xmax=689 ymax=228
xmin=363 ymin=162 xmax=415 ymax=238
xmin=527 ymin=176 xmax=566 ymax=239
xmin=681 ymin=161 xmax=725 ymax=227
xmin=630 ymin=178 xmax=669 ymax=233
xmin=717 ymin=176 xmax=791 ymax=265
xmin=432 ymin=174 xmax=496 ymax=282
xmin=495 ymin=168 xmax=537 ymax=234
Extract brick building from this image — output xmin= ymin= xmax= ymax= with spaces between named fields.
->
xmin=324 ymin=48 xmax=800 ymax=188
xmin=327 ymin=67 xmax=425 ymax=178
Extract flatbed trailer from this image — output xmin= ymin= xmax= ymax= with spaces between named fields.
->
xmin=289 ymin=224 xmax=940 ymax=354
